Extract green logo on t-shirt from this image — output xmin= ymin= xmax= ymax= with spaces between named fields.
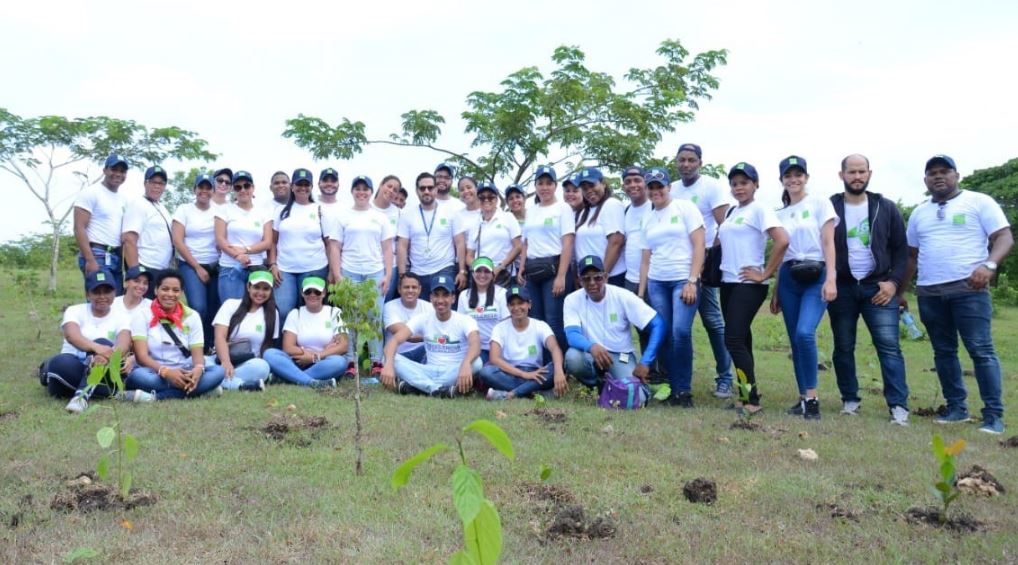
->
xmin=107 ymin=330 xmax=115 ymax=340
xmin=609 ymin=313 xmax=618 ymax=323
xmin=544 ymin=217 xmax=554 ymax=226
xmin=255 ymin=324 xmax=263 ymax=332
xmin=952 ymin=214 xmax=965 ymax=225
xmin=670 ymin=215 xmax=679 ymax=224
xmin=528 ymin=344 xmax=538 ymax=356
xmin=847 ymin=219 xmax=871 ymax=246
xmin=325 ymin=321 xmax=333 ymax=329
xmin=734 ymin=217 xmax=745 ymax=225
xmin=254 ymin=221 xmax=262 ymax=227
xmin=692 ymin=195 xmax=700 ymax=203
xmin=440 ymin=218 xmax=447 ymax=225
xmin=802 ymin=210 xmax=810 ymax=219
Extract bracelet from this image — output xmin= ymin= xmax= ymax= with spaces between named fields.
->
xmin=158 ymin=366 xmax=168 ymax=378
xmin=313 ymin=353 xmax=321 ymax=363
xmin=194 ymin=364 xmax=205 ymax=375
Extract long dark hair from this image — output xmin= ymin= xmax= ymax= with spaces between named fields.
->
xmin=279 ymin=173 xmax=316 ymax=222
xmin=467 ymin=271 xmax=495 ymax=310
xmin=576 ymin=183 xmax=611 ymax=228
xmin=227 ymin=280 xmax=278 ymax=355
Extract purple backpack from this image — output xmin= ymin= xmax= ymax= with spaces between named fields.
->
xmin=598 ymin=375 xmax=648 ymax=410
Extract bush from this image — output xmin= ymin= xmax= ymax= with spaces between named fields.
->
xmin=991 ymin=273 xmax=1018 ymax=310
xmin=0 ymin=233 xmax=78 ymax=269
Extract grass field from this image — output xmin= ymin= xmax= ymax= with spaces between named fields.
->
xmin=2 ymin=268 xmax=1017 ymax=564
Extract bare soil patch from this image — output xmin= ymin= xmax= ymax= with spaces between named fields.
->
xmin=912 ymin=405 xmax=947 ymax=418
xmin=260 ymin=414 xmax=330 ymax=447
xmin=682 ymin=478 xmax=717 ymax=505
xmin=525 ymin=407 xmax=569 ymax=424
xmin=546 ymin=504 xmax=617 ymax=540
xmin=957 ymin=466 xmax=1005 ymax=497
xmin=816 ymin=502 xmax=860 ymax=522
xmin=50 ymin=473 xmax=157 ymax=513
xmin=999 ymin=435 xmax=1018 ymax=448
xmin=905 ymin=506 xmax=985 ymax=533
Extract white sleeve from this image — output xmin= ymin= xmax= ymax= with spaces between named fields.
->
xmin=816 ymin=196 xmax=839 ymax=229
xmin=396 ymin=213 xmax=412 ymax=239
xmin=405 ymin=313 xmax=427 ymax=335
xmin=121 ymin=200 xmax=145 ymax=235
xmin=461 ymin=313 xmax=479 ymax=335
xmin=186 ymin=311 xmax=204 ymax=347
xmin=380 ymin=213 xmax=396 ymax=241
xmin=707 ymin=179 xmax=728 ymax=210
xmin=506 ymin=214 xmax=522 ymax=239
xmin=622 ymin=289 xmax=656 ymax=329
xmin=171 ymin=205 xmax=187 ymax=227
xmin=60 ymin=304 xmax=82 ymax=329
xmin=212 ymin=299 xmax=237 ymax=327
xmin=382 ymin=300 xmax=399 ymax=329
xmin=558 ymin=204 xmax=576 ymax=236
xmin=562 ymin=291 xmax=581 ymax=328
xmin=73 ymin=188 xmax=97 ymax=213
xmin=535 ymin=320 xmax=555 ymax=344
xmin=283 ymin=309 xmax=299 ymax=335
xmin=759 ymin=206 xmax=783 ymax=232
xmin=978 ymin=194 xmax=1011 ymax=234
xmin=130 ymin=308 xmax=148 ymax=339
xmin=214 ymin=205 xmax=231 ymax=221
xmin=489 ymin=321 xmax=507 ymax=346
xmin=600 ymin=200 xmax=625 ymax=236
xmin=682 ymin=201 xmax=705 ymax=234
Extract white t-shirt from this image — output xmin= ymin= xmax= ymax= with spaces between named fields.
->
xmin=454 ymin=208 xmax=482 ymax=239
xmin=466 ymin=211 xmax=522 ymax=267
xmin=844 ymin=199 xmax=875 ymax=281
xmin=372 ymin=201 xmax=402 ymax=254
xmin=383 ymin=298 xmax=435 ymax=354
xmin=212 ymin=298 xmax=281 ymax=356
xmin=439 ymin=197 xmax=466 ymax=215
xmin=456 ymin=286 xmax=509 ymax=350
xmin=112 ymin=296 xmax=152 ymax=320
xmin=574 ymin=198 xmax=626 ymax=277
xmin=328 ymin=207 xmax=394 ymax=275
xmin=490 ymin=318 xmax=554 ymax=367
xmin=523 ymin=201 xmax=575 ymax=259
xmin=60 ymin=304 xmax=131 ymax=355
xmin=563 ymin=285 xmax=656 ymax=353
xmin=274 ymin=202 xmax=328 ymax=273
xmin=282 ymin=306 xmax=344 ymax=352
xmin=261 ymin=199 xmax=288 ymax=223
xmin=624 ymin=200 xmax=652 ymax=284
xmin=405 ymin=311 xmax=479 ymax=367
xmin=718 ymin=201 xmax=783 ymax=284
xmin=215 ymin=204 xmax=272 ymax=269
xmin=906 ymin=190 xmax=1011 ymax=286
xmin=172 ymin=203 xmax=220 ymax=264
xmin=318 ymin=200 xmax=347 ymax=235
xmin=397 ymin=204 xmax=458 ymax=275
xmin=121 ymin=197 xmax=173 ymax=269
xmin=73 ymin=184 xmax=126 ymax=247
xmin=130 ymin=307 xmax=204 ymax=368
xmin=641 ymin=199 xmax=705 ymax=281
xmin=777 ymin=193 xmax=838 ymax=262
xmin=672 ymin=176 xmax=729 ymax=245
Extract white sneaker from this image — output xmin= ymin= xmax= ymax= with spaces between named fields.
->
xmin=486 ymin=389 xmax=510 ymax=401
xmin=840 ymin=401 xmax=861 ymax=415
xmin=65 ymin=395 xmax=88 ymax=414
xmin=890 ymin=406 xmax=909 ymax=426
xmin=212 ymin=385 xmax=224 ymax=397
xmin=118 ymin=390 xmax=156 ymax=403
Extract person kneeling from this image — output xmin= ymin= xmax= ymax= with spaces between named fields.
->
xmin=380 ymin=275 xmax=481 ymax=397
xmin=264 ymin=277 xmax=349 ymax=388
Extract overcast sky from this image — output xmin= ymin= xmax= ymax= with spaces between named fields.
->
xmin=2 ymin=0 xmax=1016 ymax=242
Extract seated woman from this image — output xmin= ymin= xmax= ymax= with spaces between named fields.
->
xmin=264 ymin=277 xmax=349 ymax=387
xmin=113 ymin=265 xmax=153 ymax=318
xmin=126 ymin=269 xmax=225 ymax=399
xmin=456 ymin=257 xmax=508 ymax=364
xmin=480 ymin=285 xmax=567 ymax=400
xmin=212 ymin=270 xmax=279 ymax=391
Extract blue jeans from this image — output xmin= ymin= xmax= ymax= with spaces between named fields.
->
xmin=78 ymin=247 xmax=123 ymax=295
xmin=565 ymin=347 xmax=638 ymax=387
xmin=395 ymin=347 xmax=427 ymax=364
xmin=414 ymin=264 xmax=458 ymax=298
xmin=180 ymin=262 xmax=220 ymax=345
xmin=384 ymin=267 xmax=400 ymax=303
xmin=276 ymin=267 xmax=329 ymax=324
xmin=698 ymin=285 xmax=733 ymax=386
xmin=828 ymin=282 xmax=908 ymax=408
xmin=220 ymin=357 xmax=271 ymax=390
xmin=393 ymin=355 xmax=482 ymax=394
xmin=340 ymin=268 xmax=385 ymax=361
xmin=647 ymin=279 xmax=699 ymax=394
xmin=263 ymin=348 xmax=349 ymax=386
xmin=526 ymin=269 xmax=572 ymax=355
xmin=918 ymin=291 xmax=1003 ymax=419
xmin=218 ymin=266 xmax=249 ymax=303
xmin=776 ymin=262 xmax=828 ymax=395
xmin=480 ymin=363 xmax=555 ymax=397
xmin=125 ymin=356 xmax=225 ymax=400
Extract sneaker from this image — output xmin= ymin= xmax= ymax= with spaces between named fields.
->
xmin=345 ymin=362 xmax=357 ymax=378
xmin=786 ymin=399 xmax=805 ymax=416
xmin=713 ymin=382 xmax=733 ymax=399
xmin=803 ymin=397 xmax=821 ymax=421
xmin=212 ymin=385 xmax=224 ymax=397
xmin=370 ymin=362 xmax=383 ymax=377
xmin=310 ymin=378 xmax=337 ymax=389
xmin=486 ymin=389 xmax=510 ymax=401
xmin=395 ymin=377 xmax=411 ymax=396
xmin=978 ymin=416 xmax=1005 ymax=435
xmin=840 ymin=400 xmax=861 ymax=416
xmin=665 ymin=391 xmax=694 ymax=408
xmin=432 ymin=385 xmax=457 ymax=399
xmin=118 ymin=390 xmax=156 ymax=403
xmin=935 ymin=407 xmax=971 ymax=424
xmin=889 ymin=405 xmax=910 ymax=426
xmin=65 ymin=394 xmax=88 ymax=414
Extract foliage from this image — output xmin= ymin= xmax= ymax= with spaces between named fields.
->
xmin=961 ymin=157 xmax=1018 ymax=278
xmin=84 ymin=350 xmax=140 ymax=499
xmin=163 ymin=167 xmax=212 ymax=214
xmin=896 ymin=199 xmax=917 ymax=224
xmin=284 ymin=39 xmax=727 ymax=188
xmin=734 ymin=368 xmax=756 ymax=420
xmin=990 ymin=273 xmax=1018 ymax=309
xmin=392 ymin=419 xmax=515 ymax=565
xmin=62 ymin=547 xmax=100 ymax=563
xmin=0 ymin=233 xmax=77 ymax=269
xmin=930 ymin=434 xmax=966 ymax=525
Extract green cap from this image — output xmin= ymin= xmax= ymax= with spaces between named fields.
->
xmin=302 ymin=277 xmax=326 ymax=292
xmin=471 ymin=256 xmax=495 ymax=271
xmin=248 ymin=270 xmax=274 ymax=286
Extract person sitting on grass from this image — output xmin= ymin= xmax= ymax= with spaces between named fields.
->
xmin=563 ymin=255 xmax=666 ymax=395
xmin=113 ymin=266 xmax=153 ymax=317
xmin=380 ymin=274 xmax=481 ymax=398
xmin=263 ymin=277 xmax=349 ymax=388
xmin=480 ymin=285 xmax=567 ymax=400
xmin=456 ymin=256 xmax=509 ymax=364
xmin=382 ymin=273 xmax=434 ymax=364
xmin=212 ymin=270 xmax=279 ymax=391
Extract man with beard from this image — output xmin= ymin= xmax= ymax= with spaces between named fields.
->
xmin=73 ymin=154 xmax=129 ymax=294
xmin=397 ymin=173 xmax=460 ymax=297
xmin=317 ymin=167 xmax=343 ymax=239
xmin=827 ymin=154 xmax=910 ymax=425
xmin=434 ymin=162 xmax=465 ymax=214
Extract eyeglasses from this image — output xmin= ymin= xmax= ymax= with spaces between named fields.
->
xmin=478 ymin=195 xmax=497 ymax=202
xmin=937 ymin=201 xmax=947 ymax=220
xmin=216 ymin=178 xmax=231 ymax=184
xmin=418 ymin=185 xmax=436 ymax=192
xmin=580 ymin=274 xmax=606 ymax=284
xmin=234 ymin=183 xmax=253 ymax=191
xmin=303 ymin=289 xmax=322 ymax=296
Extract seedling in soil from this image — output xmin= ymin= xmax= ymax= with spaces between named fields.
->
xmin=85 ymin=350 xmax=141 ymax=500
xmin=734 ymin=368 xmax=757 ymax=421
xmin=930 ymin=434 xmax=966 ymax=525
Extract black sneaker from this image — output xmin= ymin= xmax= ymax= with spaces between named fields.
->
xmin=803 ymin=397 xmax=821 ymax=421
xmin=431 ymin=385 xmax=457 ymax=399
xmin=786 ymin=399 xmax=805 ymax=416
xmin=665 ymin=391 xmax=694 ymax=408
xmin=395 ymin=377 xmax=412 ymax=395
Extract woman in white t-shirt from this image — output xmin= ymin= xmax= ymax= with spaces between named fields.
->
xmin=215 ymin=170 xmax=274 ymax=302
xmin=382 ymin=272 xmax=434 ymax=363
xmin=113 ymin=266 xmax=153 ymax=319
xmin=172 ymin=173 xmax=221 ymax=343
xmin=212 ymin=270 xmax=280 ymax=391
xmin=263 ymin=277 xmax=350 ymax=387
xmin=575 ymin=167 xmax=626 ymax=287
xmin=637 ymin=167 xmax=706 ymax=406
xmin=268 ymin=168 xmax=330 ymax=323
xmin=373 ymin=174 xmax=403 ymax=303
xmin=770 ymin=156 xmax=838 ymax=420
xmin=505 ymin=184 xmax=527 ymax=224
xmin=717 ymin=162 xmax=789 ymax=415
xmin=457 ymin=257 xmax=509 ymax=363
xmin=466 ymin=182 xmax=522 ymax=286
xmin=453 ymin=177 xmax=483 ymax=285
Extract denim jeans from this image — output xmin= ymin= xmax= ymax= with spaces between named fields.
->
xmin=340 ymin=268 xmax=385 ymax=361
xmin=412 ymin=264 xmax=457 ymax=298
xmin=720 ymin=283 xmax=769 ymax=405
xmin=276 ymin=267 xmax=330 ymax=324
xmin=263 ymin=348 xmax=349 ymax=386
xmin=125 ymin=356 xmax=225 ymax=400
xmin=698 ymin=285 xmax=733 ymax=386
xmin=647 ymin=279 xmax=699 ymax=394
xmin=526 ymin=270 xmax=572 ymax=356
xmin=180 ymin=262 xmax=220 ymax=344
xmin=565 ymin=347 xmax=638 ymax=388
xmin=218 ymin=266 xmax=249 ymax=303
xmin=220 ymin=357 xmax=271 ymax=390
xmin=625 ymin=280 xmax=664 ymax=381
xmin=78 ymin=247 xmax=123 ymax=295
xmin=918 ymin=291 xmax=1003 ymax=419
xmin=384 ymin=267 xmax=400 ymax=303
xmin=395 ymin=347 xmax=427 ymax=364
xmin=828 ymin=282 xmax=908 ymax=408
xmin=776 ymin=262 xmax=828 ymax=395
xmin=479 ymin=363 xmax=556 ymax=397
xmin=393 ymin=355 xmax=482 ymax=394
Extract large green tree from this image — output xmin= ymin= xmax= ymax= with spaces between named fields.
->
xmin=0 ymin=108 xmax=216 ymax=291
xmin=962 ymin=157 xmax=1018 ymax=276
xmin=283 ymin=39 xmax=727 ymax=187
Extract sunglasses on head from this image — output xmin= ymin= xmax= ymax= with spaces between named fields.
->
xmin=937 ymin=201 xmax=947 ymax=221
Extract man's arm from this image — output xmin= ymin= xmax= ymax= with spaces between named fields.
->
xmin=73 ymin=207 xmax=98 ymax=272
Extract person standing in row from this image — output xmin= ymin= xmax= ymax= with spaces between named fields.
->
xmin=453 ymin=177 xmax=483 ymax=289
xmin=434 ymin=162 xmax=465 ymax=214
xmin=828 ymin=154 xmax=911 ymax=425
xmin=172 ymin=173 xmax=221 ymax=343
xmin=373 ymin=174 xmax=403 ymax=302
xmin=269 ymin=168 xmax=328 ymax=322
xmin=317 ymin=167 xmax=343 ymax=227
xmin=398 ymin=173 xmax=460 ymax=297
xmin=211 ymin=168 xmax=233 ymax=207
xmin=622 ymin=166 xmax=663 ymax=383
xmin=265 ymin=171 xmax=292 ymax=219
xmin=466 ymin=182 xmax=522 ymax=286
xmin=122 ymin=166 xmax=175 ymax=297
xmin=575 ymin=167 xmax=626 ymax=287
xmin=214 ymin=170 xmax=274 ymax=301
xmin=505 ymin=184 xmax=526 ymax=224
xmin=73 ymin=154 xmax=129 ymax=294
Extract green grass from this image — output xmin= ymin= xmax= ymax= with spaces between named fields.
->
xmin=2 ymin=268 xmax=1017 ymax=563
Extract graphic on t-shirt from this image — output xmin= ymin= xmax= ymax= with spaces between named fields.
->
xmin=427 ymin=334 xmax=461 ymax=352
xmin=734 ymin=217 xmax=745 ymax=225
xmin=609 ymin=313 xmax=618 ymax=322
xmin=528 ymin=344 xmax=538 ymax=356
xmin=953 ymin=214 xmax=965 ymax=225
xmin=847 ymin=218 xmax=871 ymax=246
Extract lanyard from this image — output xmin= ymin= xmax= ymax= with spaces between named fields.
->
xmin=419 ymin=204 xmax=437 ymax=249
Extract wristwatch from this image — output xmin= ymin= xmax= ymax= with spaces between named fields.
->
xmin=983 ymin=261 xmax=998 ymax=271
xmin=687 ymin=277 xmax=699 ymax=285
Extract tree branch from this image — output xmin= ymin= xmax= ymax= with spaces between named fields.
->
xmin=365 ymin=138 xmax=483 ymax=173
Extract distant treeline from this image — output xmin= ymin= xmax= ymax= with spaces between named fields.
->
xmin=0 ymin=233 xmax=78 ymax=269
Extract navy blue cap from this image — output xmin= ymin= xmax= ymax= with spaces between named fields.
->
xmin=644 ymin=167 xmax=670 ymax=187
xmin=505 ymin=184 xmax=525 ymax=197
xmin=577 ymin=255 xmax=605 ymax=274
xmin=213 ymin=168 xmax=233 ymax=180
xmin=477 ymin=181 xmax=498 ymax=195
xmin=435 ymin=162 xmax=456 ymax=176
xmin=779 ymin=155 xmax=808 ymax=177
xmin=233 ymin=170 xmax=254 ymax=183
xmin=193 ymin=173 xmax=213 ymax=189
xmin=351 ymin=175 xmax=374 ymax=190
xmin=925 ymin=154 xmax=957 ymax=172
xmin=431 ymin=274 xmax=455 ymax=294
xmin=320 ymin=167 xmax=339 ymax=181
xmin=676 ymin=143 xmax=703 ymax=159
xmin=506 ymin=284 xmax=531 ymax=303
xmin=622 ymin=165 xmax=645 ymax=179
xmin=144 ymin=166 xmax=167 ymax=181
xmin=85 ymin=270 xmax=116 ymax=292
xmin=104 ymin=154 xmax=128 ymax=169
xmin=728 ymin=162 xmax=759 ymax=183
xmin=576 ymin=167 xmax=604 ymax=185
xmin=561 ymin=175 xmax=576 ymax=188
xmin=292 ymin=168 xmax=313 ymax=184
xmin=124 ymin=265 xmax=152 ymax=282
xmin=534 ymin=165 xmax=557 ymax=183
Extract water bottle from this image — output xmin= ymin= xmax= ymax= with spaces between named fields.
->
xmin=900 ymin=305 xmax=924 ymax=340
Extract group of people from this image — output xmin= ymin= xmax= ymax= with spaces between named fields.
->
xmin=42 ymin=146 xmax=1012 ymax=436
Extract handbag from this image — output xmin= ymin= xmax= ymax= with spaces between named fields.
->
xmin=523 ymin=255 xmax=559 ymax=284
xmin=215 ymin=339 xmax=255 ymax=366
xmin=788 ymin=260 xmax=825 ymax=284
xmin=701 ymin=245 xmax=723 ymax=288
xmin=476 ymin=216 xmax=513 ymax=287
xmin=598 ymin=374 xmax=648 ymax=410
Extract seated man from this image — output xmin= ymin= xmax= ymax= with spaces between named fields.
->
xmin=382 ymin=272 xmax=434 ymax=364
xmin=563 ymin=255 xmax=666 ymax=391
xmin=380 ymin=274 xmax=481 ymax=397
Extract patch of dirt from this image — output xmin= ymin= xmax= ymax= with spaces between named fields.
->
xmin=957 ymin=466 xmax=1005 ymax=497
xmin=0 ymin=410 xmax=17 ymax=423
xmin=525 ymin=407 xmax=569 ymax=424
xmin=816 ymin=502 xmax=860 ymax=522
xmin=729 ymin=420 xmax=788 ymax=436
xmin=639 ymin=484 xmax=654 ymax=495
xmin=912 ymin=405 xmax=948 ymax=418
xmin=546 ymin=505 xmax=617 ymax=539
xmin=519 ymin=482 xmax=576 ymax=505
xmin=260 ymin=414 xmax=330 ymax=446
xmin=5 ymin=494 xmax=33 ymax=529
xmin=865 ymin=387 xmax=883 ymax=396
xmin=50 ymin=473 xmax=157 ymax=514
xmin=999 ymin=435 xmax=1018 ymax=448
xmin=683 ymin=478 xmax=717 ymax=505
xmin=905 ymin=506 xmax=985 ymax=532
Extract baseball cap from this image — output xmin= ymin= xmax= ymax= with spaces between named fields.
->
xmin=677 ymin=143 xmax=703 ymax=159
xmin=351 ymin=175 xmax=374 ymax=189
xmin=779 ymin=155 xmax=808 ymax=177
xmin=728 ymin=162 xmax=760 ymax=183
xmin=561 ymin=175 xmax=577 ymax=188
xmin=104 ymin=154 xmax=128 ymax=169
xmin=144 ymin=166 xmax=167 ymax=181
xmin=505 ymin=184 xmax=525 ymax=197
xmin=435 ymin=162 xmax=456 ymax=176
xmin=477 ymin=181 xmax=498 ymax=195
xmin=248 ymin=270 xmax=275 ymax=287
xmin=233 ymin=170 xmax=254 ymax=183
xmin=213 ymin=168 xmax=233 ymax=180
xmin=124 ymin=265 xmax=151 ymax=282
xmin=925 ymin=154 xmax=957 ymax=172
xmin=471 ymin=257 xmax=495 ymax=272
xmin=578 ymin=255 xmax=605 ymax=274
xmin=193 ymin=173 xmax=213 ymax=189
xmin=85 ymin=270 xmax=116 ymax=293
xmin=643 ymin=167 xmax=670 ymax=187
xmin=622 ymin=165 xmax=645 ymax=179
xmin=534 ymin=165 xmax=557 ymax=183
xmin=320 ymin=167 xmax=339 ymax=181
xmin=507 ymin=284 xmax=531 ymax=303
xmin=302 ymin=276 xmax=327 ymax=293
xmin=292 ymin=168 xmax=313 ymax=184
xmin=576 ymin=167 xmax=604 ymax=185
xmin=431 ymin=274 xmax=455 ymax=294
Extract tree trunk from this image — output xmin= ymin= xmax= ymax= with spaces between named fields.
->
xmin=48 ymin=222 xmax=61 ymax=293
xmin=354 ymin=340 xmax=364 ymax=475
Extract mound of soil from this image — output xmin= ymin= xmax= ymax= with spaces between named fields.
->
xmin=546 ymin=505 xmax=616 ymax=539
xmin=905 ymin=506 xmax=985 ymax=532
xmin=957 ymin=466 xmax=1005 ymax=497
xmin=683 ymin=478 xmax=717 ymax=505
xmin=816 ymin=502 xmax=860 ymax=522
xmin=519 ymin=482 xmax=576 ymax=505
xmin=525 ymin=407 xmax=568 ymax=424
xmin=50 ymin=473 xmax=157 ymax=513
xmin=999 ymin=435 xmax=1018 ymax=448
xmin=912 ymin=405 xmax=947 ymax=418
xmin=729 ymin=420 xmax=788 ymax=436
xmin=261 ymin=415 xmax=330 ymax=446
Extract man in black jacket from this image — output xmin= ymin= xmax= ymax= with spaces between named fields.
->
xmin=828 ymin=154 xmax=910 ymax=425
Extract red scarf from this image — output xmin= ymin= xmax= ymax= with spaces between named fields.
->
xmin=149 ymin=300 xmax=184 ymax=329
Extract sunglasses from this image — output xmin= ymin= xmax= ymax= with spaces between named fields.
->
xmin=644 ymin=170 xmax=667 ymax=183
xmin=418 ymin=185 xmax=437 ymax=192
xmin=478 ymin=195 xmax=497 ymax=202
xmin=303 ymin=289 xmax=323 ymax=296
xmin=234 ymin=183 xmax=253 ymax=191
xmin=937 ymin=201 xmax=947 ymax=221
xmin=580 ymin=274 xmax=606 ymax=284
xmin=216 ymin=178 xmax=232 ymax=184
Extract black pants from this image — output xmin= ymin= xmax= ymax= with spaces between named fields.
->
xmin=720 ymin=283 xmax=769 ymax=404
